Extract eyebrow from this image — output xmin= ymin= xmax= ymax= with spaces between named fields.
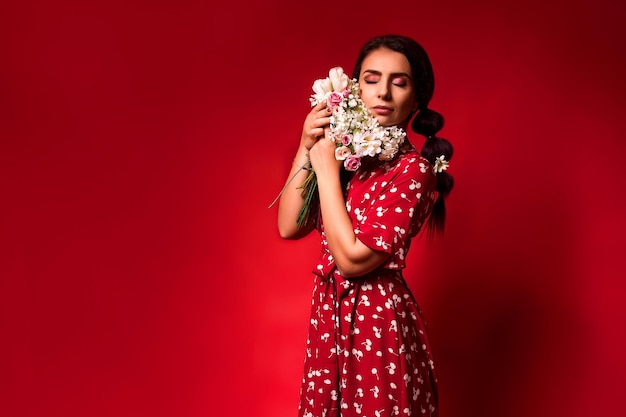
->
xmin=363 ymin=69 xmax=412 ymax=79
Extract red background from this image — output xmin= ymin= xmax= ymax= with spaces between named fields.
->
xmin=1 ymin=1 xmax=625 ymax=416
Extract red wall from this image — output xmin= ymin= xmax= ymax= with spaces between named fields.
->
xmin=2 ymin=1 xmax=625 ymax=416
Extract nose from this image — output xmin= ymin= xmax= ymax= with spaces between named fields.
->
xmin=377 ymin=82 xmax=391 ymax=100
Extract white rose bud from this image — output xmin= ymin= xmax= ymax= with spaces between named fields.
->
xmin=321 ymin=77 xmax=333 ymax=93
xmin=334 ymin=146 xmax=352 ymax=161
xmin=312 ymin=79 xmax=328 ymax=97
xmin=329 ymin=67 xmax=348 ymax=92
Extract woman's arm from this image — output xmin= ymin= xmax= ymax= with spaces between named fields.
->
xmin=276 ymin=145 xmax=316 ymax=239
xmin=309 ymin=133 xmax=389 ymax=278
xmin=277 ymin=102 xmax=332 ymax=239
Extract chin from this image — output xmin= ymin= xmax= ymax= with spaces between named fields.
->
xmin=379 ymin=119 xmax=399 ymax=128
xmin=375 ymin=116 xmax=393 ymax=126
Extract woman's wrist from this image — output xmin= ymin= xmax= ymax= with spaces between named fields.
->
xmin=293 ymin=147 xmax=310 ymax=169
xmin=292 ymin=159 xmax=311 ymax=171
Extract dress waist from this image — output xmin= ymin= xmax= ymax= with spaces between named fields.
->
xmin=317 ymin=266 xmax=406 ymax=300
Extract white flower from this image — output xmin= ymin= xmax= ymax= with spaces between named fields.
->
xmin=328 ymin=66 xmax=349 ymax=91
xmin=353 ymin=131 xmax=383 ymax=158
xmin=311 ymin=78 xmax=333 ymax=105
xmin=433 ymin=155 xmax=449 ymax=173
xmin=378 ymin=147 xmax=397 ymax=161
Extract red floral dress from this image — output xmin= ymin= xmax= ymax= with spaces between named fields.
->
xmin=298 ymin=145 xmax=439 ymax=417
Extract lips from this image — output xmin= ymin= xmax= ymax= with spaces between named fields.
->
xmin=372 ymin=106 xmax=392 ymax=115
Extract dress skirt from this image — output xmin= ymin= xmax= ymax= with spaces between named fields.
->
xmin=297 ymin=268 xmax=438 ymax=417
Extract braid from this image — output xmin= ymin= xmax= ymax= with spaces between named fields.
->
xmin=412 ymin=108 xmax=454 ymax=238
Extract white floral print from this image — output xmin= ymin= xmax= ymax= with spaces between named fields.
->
xmin=300 ymin=147 xmax=439 ymax=417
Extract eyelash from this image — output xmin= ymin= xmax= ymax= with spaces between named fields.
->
xmin=364 ymin=79 xmax=408 ymax=87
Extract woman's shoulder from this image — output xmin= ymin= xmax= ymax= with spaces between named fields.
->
xmin=353 ymin=146 xmax=434 ymax=184
xmin=395 ymin=147 xmax=435 ymax=176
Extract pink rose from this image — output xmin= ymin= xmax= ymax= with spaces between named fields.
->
xmin=341 ymin=134 xmax=352 ymax=146
xmin=344 ymin=155 xmax=362 ymax=171
xmin=327 ymin=91 xmax=343 ymax=109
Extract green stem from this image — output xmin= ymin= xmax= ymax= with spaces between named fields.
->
xmin=296 ymin=170 xmax=318 ymax=229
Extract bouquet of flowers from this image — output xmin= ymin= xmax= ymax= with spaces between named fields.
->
xmin=269 ymin=67 xmax=407 ymax=229
xmin=309 ymin=67 xmax=407 ymax=170
xmin=296 ymin=67 xmax=407 ymax=228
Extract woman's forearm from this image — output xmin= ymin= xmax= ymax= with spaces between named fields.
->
xmin=277 ymin=146 xmax=315 ymax=239
xmin=316 ymin=169 xmax=388 ymax=277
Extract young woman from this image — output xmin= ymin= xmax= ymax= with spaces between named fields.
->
xmin=277 ymin=34 xmax=454 ymax=417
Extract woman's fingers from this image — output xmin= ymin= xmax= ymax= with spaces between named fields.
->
xmin=310 ymin=127 xmax=324 ymax=138
xmin=308 ymin=112 xmax=331 ymax=137
xmin=301 ymin=102 xmax=333 ymax=148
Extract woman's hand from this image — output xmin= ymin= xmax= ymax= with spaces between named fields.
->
xmin=309 ymin=128 xmax=388 ymax=278
xmin=300 ymin=101 xmax=333 ymax=151
xmin=309 ymin=128 xmax=342 ymax=178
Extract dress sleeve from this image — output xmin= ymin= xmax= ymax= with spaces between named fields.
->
xmin=354 ymin=157 xmax=436 ymax=256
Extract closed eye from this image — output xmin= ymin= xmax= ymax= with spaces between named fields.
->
xmin=392 ymin=77 xmax=408 ymax=87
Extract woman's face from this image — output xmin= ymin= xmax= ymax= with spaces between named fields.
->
xmin=357 ymin=48 xmax=418 ymax=128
